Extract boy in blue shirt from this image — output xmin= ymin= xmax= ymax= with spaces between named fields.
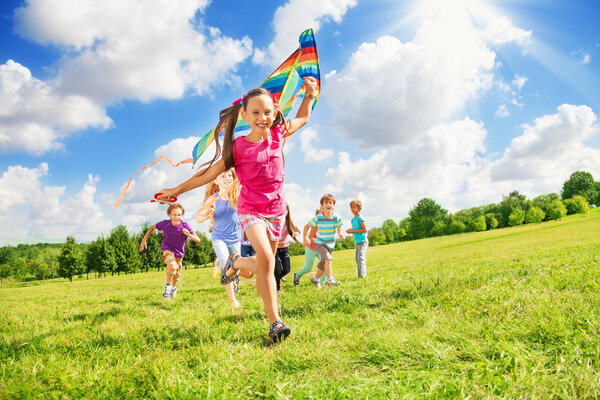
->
xmin=309 ymin=194 xmax=344 ymax=288
xmin=346 ymin=200 xmax=368 ymax=278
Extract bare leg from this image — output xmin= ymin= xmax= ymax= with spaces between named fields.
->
xmin=228 ymin=223 xmax=280 ymax=324
xmin=224 ymin=282 xmax=239 ymax=306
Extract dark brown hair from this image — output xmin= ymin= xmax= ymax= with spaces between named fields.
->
xmin=202 ymin=88 xmax=286 ymax=172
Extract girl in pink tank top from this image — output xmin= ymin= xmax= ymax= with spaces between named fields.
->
xmin=158 ymin=77 xmax=318 ymax=342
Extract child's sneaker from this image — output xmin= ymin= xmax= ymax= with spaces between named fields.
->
xmin=293 ymin=273 xmax=299 ymax=286
xmin=162 ymin=283 xmax=172 ymax=299
xmin=170 ymin=286 xmax=177 ymax=298
xmin=268 ymin=320 xmax=291 ymax=342
xmin=310 ymin=276 xmax=321 ymax=289
xmin=326 ymin=278 xmax=340 ymax=287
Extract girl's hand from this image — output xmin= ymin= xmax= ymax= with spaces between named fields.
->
xmin=139 ymin=240 xmax=147 ymax=252
xmin=303 ymin=238 xmax=311 ymax=247
xmin=303 ymin=76 xmax=318 ymax=95
xmin=339 ymin=234 xmax=345 ymax=241
xmin=158 ymin=188 xmax=178 ymax=202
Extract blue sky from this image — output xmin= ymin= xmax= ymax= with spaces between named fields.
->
xmin=1 ymin=0 xmax=599 ymax=245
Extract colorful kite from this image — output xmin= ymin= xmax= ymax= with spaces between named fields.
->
xmin=191 ymin=28 xmax=321 ymax=164
xmin=113 ymin=29 xmax=320 ymax=208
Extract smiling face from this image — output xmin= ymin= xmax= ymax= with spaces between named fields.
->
xmin=168 ymin=207 xmax=183 ymax=226
xmin=215 ymin=170 xmax=234 ymax=190
xmin=241 ymin=94 xmax=277 ymax=135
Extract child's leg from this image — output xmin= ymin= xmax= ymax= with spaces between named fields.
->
xmin=279 ymin=247 xmax=291 ymax=282
xmin=356 ymin=240 xmax=368 ymax=278
xmin=274 ymin=249 xmax=283 ymax=291
xmin=171 ymin=257 xmax=182 ymax=287
xmin=163 ymin=251 xmax=178 ymax=285
xmin=296 ymin=247 xmax=318 ymax=279
xmin=233 ymin=223 xmax=281 ymax=325
xmin=212 ymin=239 xmax=239 ymax=306
xmin=313 ymin=245 xmax=332 ymax=279
xmin=323 ymin=259 xmax=333 ymax=279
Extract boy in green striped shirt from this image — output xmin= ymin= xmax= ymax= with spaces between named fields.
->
xmin=308 ymin=194 xmax=345 ymax=288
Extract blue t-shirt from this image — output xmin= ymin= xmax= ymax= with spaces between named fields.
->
xmin=351 ymin=214 xmax=366 ymax=244
xmin=155 ymin=219 xmax=193 ymax=258
xmin=211 ymin=193 xmax=241 ymax=243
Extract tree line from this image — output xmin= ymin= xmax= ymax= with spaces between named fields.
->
xmin=0 ymin=170 xmax=597 ymax=283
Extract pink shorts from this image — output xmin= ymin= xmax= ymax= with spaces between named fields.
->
xmin=238 ymin=213 xmax=285 ymax=242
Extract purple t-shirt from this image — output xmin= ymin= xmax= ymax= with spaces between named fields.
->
xmin=155 ymin=219 xmax=193 ymax=259
xmin=233 ymin=124 xmax=286 ymax=217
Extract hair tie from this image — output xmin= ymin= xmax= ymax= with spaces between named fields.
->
xmin=232 ymin=94 xmax=246 ymax=106
xmin=271 ymin=94 xmax=280 ymax=110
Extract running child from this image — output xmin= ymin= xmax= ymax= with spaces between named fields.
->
xmin=157 ymin=76 xmax=318 ymax=341
xmin=197 ymin=169 xmax=252 ymax=308
xmin=346 ymin=199 xmax=368 ymax=278
xmin=309 ymin=194 xmax=344 ymax=288
xmin=139 ymin=203 xmax=202 ymax=299
xmin=293 ymin=208 xmax=326 ymax=286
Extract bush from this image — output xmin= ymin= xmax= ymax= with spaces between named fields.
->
xmin=525 ymin=207 xmax=545 ymax=224
xmin=471 ymin=215 xmax=487 ymax=232
xmin=545 ymin=200 xmax=567 ymax=221
xmin=447 ymin=221 xmax=466 ymax=235
xmin=508 ymin=208 xmax=525 ymax=226
xmin=564 ymin=195 xmax=590 ymax=215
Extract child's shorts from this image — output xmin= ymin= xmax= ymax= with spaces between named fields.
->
xmin=238 ymin=213 xmax=285 ymax=242
xmin=315 ymin=243 xmax=333 ymax=270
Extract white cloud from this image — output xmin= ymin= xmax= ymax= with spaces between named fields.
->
xmin=299 ymin=127 xmax=334 ymax=162
xmin=495 ymin=104 xmax=509 ymax=118
xmin=0 ymin=164 xmax=113 ymax=244
xmin=512 ymin=74 xmax=528 ymax=90
xmin=483 ymin=15 xmax=531 ymax=45
xmin=5 ymin=0 xmax=253 ymax=156
xmin=0 ymin=60 xmax=112 ymax=154
xmin=325 ymin=8 xmax=529 ymax=149
xmin=253 ymin=0 xmax=357 ymax=65
xmin=490 ymin=104 xmax=600 ymax=187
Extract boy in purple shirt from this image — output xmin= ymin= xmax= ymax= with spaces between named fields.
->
xmin=140 ymin=203 xmax=202 ymax=299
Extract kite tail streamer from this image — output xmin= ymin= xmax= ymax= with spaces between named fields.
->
xmin=113 ymin=156 xmax=193 ymax=208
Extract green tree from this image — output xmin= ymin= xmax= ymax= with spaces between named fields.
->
xmin=58 ymin=236 xmax=85 ymax=282
xmin=471 ymin=215 xmax=487 ymax=231
xmin=381 ymin=219 xmax=400 ymax=243
xmin=368 ymin=228 xmax=386 ymax=246
xmin=447 ymin=220 xmax=466 ymax=235
xmin=545 ymin=199 xmax=567 ymax=221
xmin=525 ymin=207 xmax=545 ymax=224
xmin=561 ymin=171 xmax=597 ymax=203
xmin=498 ymin=191 xmax=528 ymax=228
xmin=531 ymin=193 xmax=560 ymax=220
xmin=136 ymin=223 xmax=164 ymax=272
xmin=508 ymin=208 xmax=525 ymax=226
xmin=108 ymin=225 xmax=141 ymax=275
xmin=485 ymin=213 xmax=498 ymax=229
xmin=184 ymin=232 xmax=215 ymax=269
xmin=564 ymin=195 xmax=590 ymax=215
xmin=0 ymin=263 xmax=11 ymax=284
xmin=408 ymin=198 xmax=448 ymax=239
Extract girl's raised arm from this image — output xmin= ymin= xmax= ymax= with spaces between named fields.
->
xmin=158 ymin=159 xmax=226 ymax=201
xmin=285 ymin=76 xmax=318 ymax=137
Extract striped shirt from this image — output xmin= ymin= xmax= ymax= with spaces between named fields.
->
xmin=309 ymin=213 xmax=343 ymax=249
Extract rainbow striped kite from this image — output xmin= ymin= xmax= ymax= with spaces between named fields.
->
xmin=191 ymin=28 xmax=321 ymax=165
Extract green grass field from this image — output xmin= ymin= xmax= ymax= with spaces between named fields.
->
xmin=2 ymin=210 xmax=600 ymax=399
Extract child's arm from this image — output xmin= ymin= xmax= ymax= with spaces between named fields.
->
xmin=347 ymin=221 xmax=367 ymax=234
xmin=182 ymin=228 xmax=202 ymax=244
xmin=139 ymin=225 xmax=157 ymax=251
xmin=337 ymin=227 xmax=345 ymax=241
xmin=158 ymin=159 xmax=226 ymax=201
xmin=303 ymin=223 xmax=312 ymax=247
xmin=284 ymin=77 xmax=318 ymax=137
xmin=308 ymin=225 xmax=318 ymax=243
xmin=289 ymin=218 xmax=301 ymax=242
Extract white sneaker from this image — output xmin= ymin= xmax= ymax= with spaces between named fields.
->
xmin=162 ymin=284 xmax=172 ymax=299
xmin=170 ymin=286 xmax=177 ymax=298
xmin=326 ymin=279 xmax=340 ymax=287
xmin=310 ymin=276 xmax=321 ymax=289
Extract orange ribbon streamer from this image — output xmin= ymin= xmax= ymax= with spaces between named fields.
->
xmin=113 ymin=156 xmax=193 ymax=208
